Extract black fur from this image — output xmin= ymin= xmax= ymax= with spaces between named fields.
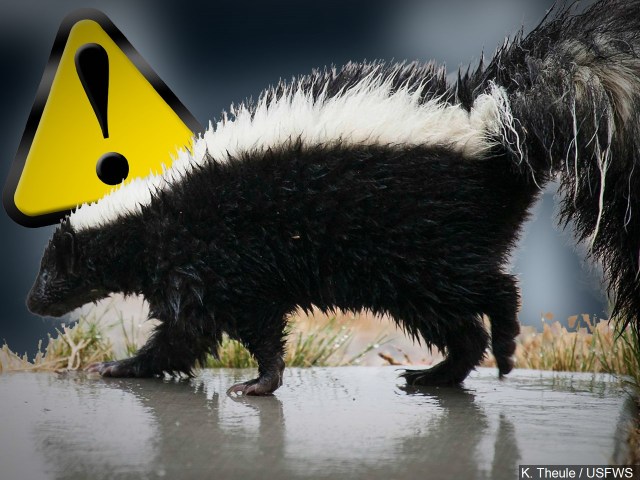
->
xmin=27 ymin=0 xmax=640 ymax=393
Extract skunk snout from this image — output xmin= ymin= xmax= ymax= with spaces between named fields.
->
xmin=26 ymin=292 xmax=68 ymax=318
xmin=26 ymin=280 xmax=48 ymax=316
xmin=26 ymin=273 xmax=65 ymax=317
xmin=26 ymin=285 xmax=46 ymax=316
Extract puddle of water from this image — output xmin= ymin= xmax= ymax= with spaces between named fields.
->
xmin=0 ymin=367 xmax=631 ymax=480
xmin=0 ymin=374 xmax=161 ymax=480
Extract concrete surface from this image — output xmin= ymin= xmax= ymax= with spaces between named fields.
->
xmin=0 ymin=367 xmax=634 ymax=480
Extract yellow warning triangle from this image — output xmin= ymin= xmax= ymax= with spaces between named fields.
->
xmin=3 ymin=9 xmax=202 ymax=227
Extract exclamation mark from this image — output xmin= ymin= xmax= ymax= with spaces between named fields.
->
xmin=75 ymin=43 xmax=129 ymax=186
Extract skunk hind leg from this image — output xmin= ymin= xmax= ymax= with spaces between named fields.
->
xmin=484 ymin=274 xmax=520 ymax=377
xmin=401 ymin=312 xmax=490 ymax=386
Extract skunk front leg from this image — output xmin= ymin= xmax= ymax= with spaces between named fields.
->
xmin=86 ymin=324 xmax=216 ymax=377
xmin=87 ymin=289 xmax=221 ymax=378
xmin=227 ymin=310 xmax=288 ymax=396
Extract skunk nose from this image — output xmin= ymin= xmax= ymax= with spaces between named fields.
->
xmin=26 ymin=291 xmax=40 ymax=314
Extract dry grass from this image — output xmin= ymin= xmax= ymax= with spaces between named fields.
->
xmin=0 ymin=310 xmax=388 ymax=373
xmin=204 ymin=315 xmax=388 ymax=368
xmin=3 ymin=310 xmax=638 ymax=380
xmin=481 ymin=315 xmax=640 ymax=383
xmin=374 ymin=313 xmax=639 ymax=385
xmin=0 ymin=311 xmax=113 ymax=373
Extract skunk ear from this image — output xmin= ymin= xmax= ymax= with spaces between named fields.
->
xmin=61 ymin=231 xmax=76 ymax=273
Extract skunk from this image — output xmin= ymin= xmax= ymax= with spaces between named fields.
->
xmin=27 ymin=0 xmax=640 ymax=394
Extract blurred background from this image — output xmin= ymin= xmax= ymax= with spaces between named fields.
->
xmin=0 ymin=0 xmax=605 ymax=357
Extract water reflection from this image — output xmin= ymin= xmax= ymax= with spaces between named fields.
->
xmin=0 ymin=373 xmax=160 ymax=480
xmin=397 ymin=385 xmax=520 ymax=480
xmin=187 ymin=369 xmax=515 ymax=479
xmin=0 ymin=368 xmax=627 ymax=480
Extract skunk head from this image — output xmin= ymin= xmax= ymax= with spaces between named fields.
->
xmin=27 ymin=221 xmax=108 ymax=317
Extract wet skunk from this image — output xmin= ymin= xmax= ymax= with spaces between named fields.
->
xmin=27 ymin=0 xmax=640 ymax=394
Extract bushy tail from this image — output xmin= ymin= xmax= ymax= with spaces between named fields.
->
xmin=473 ymin=0 xmax=640 ymax=332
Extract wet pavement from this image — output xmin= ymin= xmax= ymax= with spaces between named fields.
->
xmin=0 ymin=367 xmax=634 ymax=480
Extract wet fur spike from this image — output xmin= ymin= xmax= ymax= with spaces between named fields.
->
xmin=28 ymin=0 xmax=640 ymax=393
